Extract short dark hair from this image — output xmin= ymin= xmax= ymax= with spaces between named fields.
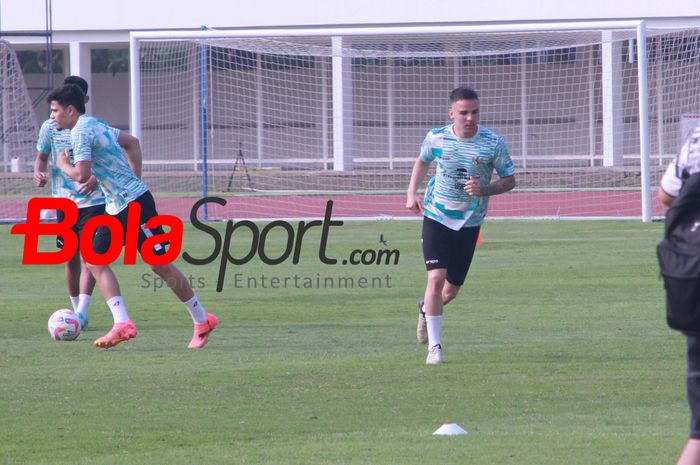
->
xmin=63 ymin=75 xmax=88 ymax=95
xmin=449 ymin=86 xmax=479 ymax=104
xmin=47 ymin=84 xmax=86 ymax=114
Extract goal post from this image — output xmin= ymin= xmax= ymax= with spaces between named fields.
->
xmin=128 ymin=21 xmax=700 ymax=222
xmin=637 ymin=22 xmax=651 ymax=223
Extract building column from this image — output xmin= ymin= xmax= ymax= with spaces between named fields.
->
xmin=69 ymin=41 xmax=92 ymax=115
xmin=601 ymin=32 xmax=623 ymax=167
xmin=332 ymin=36 xmax=353 ymax=171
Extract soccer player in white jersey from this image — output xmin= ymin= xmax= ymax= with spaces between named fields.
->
xmin=48 ymin=83 xmax=218 ymax=349
xmin=33 ymin=76 xmax=142 ymax=331
xmin=406 ymin=86 xmax=516 ymax=364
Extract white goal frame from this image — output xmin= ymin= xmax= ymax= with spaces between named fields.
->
xmin=130 ymin=20 xmax=654 ymax=221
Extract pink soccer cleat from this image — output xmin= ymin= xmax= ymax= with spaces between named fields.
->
xmin=188 ymin=313 xmax=219 ymax=349
xmin=94 ymin=321 xmax=138 ymax=349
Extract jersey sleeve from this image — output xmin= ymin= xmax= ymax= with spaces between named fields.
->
xmin=419 ymin=132 xmax=437 ymax=164
xmin=36 ymin=120 xmax=51 ymax=153
xmin=108 ymin=127 xmax=121 ymax=142
xmin=71 ymin=124 xmax=93 ymax=163
xmin=661 ymin=158 xmax=682 ymax=198
xmin=493 ymin=137 xmax=516 ymax=178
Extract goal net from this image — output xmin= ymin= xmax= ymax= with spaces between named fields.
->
xmin=129 ymin=23 xmax=700 ymax=222
xmin=0 ymin=39 xmax=39 ymax=222
xmin=6 ymin=23 xmax=693 ymax=223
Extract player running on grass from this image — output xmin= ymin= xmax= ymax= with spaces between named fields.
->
xmin=49 ymin=83 xmax=218 ymax=349
xmin=33 ymin=75 xmax=141 ymax=331
xmin=406 ymin=86 xmax=516 ymax=364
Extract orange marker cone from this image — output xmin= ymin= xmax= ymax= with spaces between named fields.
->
xmin=476 ymin=232 xmax=483 ymax=245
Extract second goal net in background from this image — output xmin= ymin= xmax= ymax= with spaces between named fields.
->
xmin=130 ymin=21 xmax=700 ymax=221
xmin=0 ymin=39 xmax=39 ymax=222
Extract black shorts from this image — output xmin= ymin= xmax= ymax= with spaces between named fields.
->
xmin=421 ymin=216 xmax=480 ymax=287
xmin=56 ymin=203 xmax=109 ymax=251
xmin=106 ymin=191 xmax=169 ymax=257
xmin=687 ymin=335 xmax=700 ymax=438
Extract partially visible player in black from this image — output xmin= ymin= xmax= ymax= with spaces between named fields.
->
xmin=659 ymin=125 xmax=700 ymax=465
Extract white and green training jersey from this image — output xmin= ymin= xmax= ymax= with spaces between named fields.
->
xmin=420 ymin=124 xmax=515 ymax=230
xmin=36 ymin=119 xmax=109 ymax=208
xmin=71 ymin=115 xmax=148 ymax=215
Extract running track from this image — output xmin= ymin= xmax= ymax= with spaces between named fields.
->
xmin=1 ymin=191 xmax=667 ymax=222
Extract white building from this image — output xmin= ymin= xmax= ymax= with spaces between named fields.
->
xmin=2 ymin=0 xmax=700 ymax=222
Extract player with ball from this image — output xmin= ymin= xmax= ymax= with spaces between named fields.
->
xmin=48 ymin=83 xmax=218 ymax=349
xmin=33 ymin=76 xmax=141 ymax=332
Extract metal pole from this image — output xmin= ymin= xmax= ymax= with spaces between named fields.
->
xmin=256 ymin=53 xmax=264 ymax=168
xmin=200 ymin=26 xmax=209 ymax=220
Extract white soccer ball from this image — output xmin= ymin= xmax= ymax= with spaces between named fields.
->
xmin=48 ymin=309 xmax=82 ymax=341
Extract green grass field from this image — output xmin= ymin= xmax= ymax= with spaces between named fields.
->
xmin=0 ymin=219 xmax=689 ymax=464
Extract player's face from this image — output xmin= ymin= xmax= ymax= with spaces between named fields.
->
xmin=49 ymin=101 xmax=76 ymax=130
xmin=449 ymin=99 xmax=480 ymax=139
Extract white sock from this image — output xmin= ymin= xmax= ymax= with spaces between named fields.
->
xmin=426 ymin=315 xmax=442 ymax=348
xmin=70 ymin=295 xmax=79 ymax=311
xmin=184 ymin=295 xmax=207 ymax=324
xmin=76 ymin=294 xmax=91 ymax=317
xmin=106 ymin=296 xmax=130 ymax=324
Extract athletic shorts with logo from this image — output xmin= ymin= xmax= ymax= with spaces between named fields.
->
xmin=421 ymin=216 xmax=480 ymax=286
xmin=56 ymin=203 xmax=108 ymax=250
xmin=91 ymin=191 xmax=169 ymax=257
